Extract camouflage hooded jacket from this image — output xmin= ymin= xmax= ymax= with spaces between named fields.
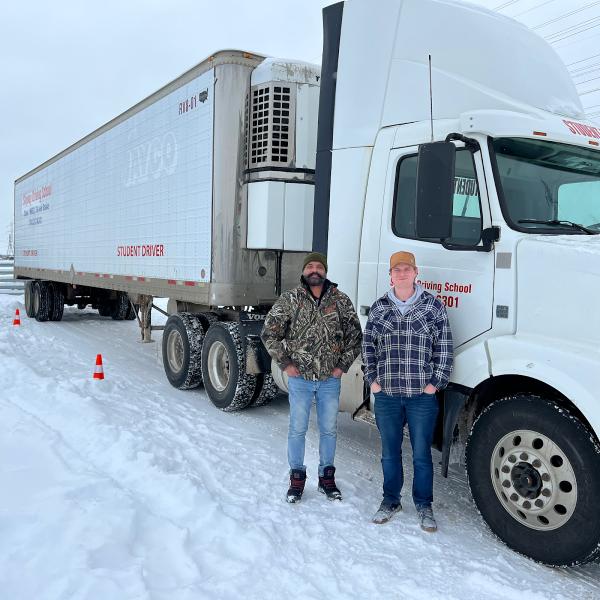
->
xmin=261 ymin=279 xmax=363 ymax=381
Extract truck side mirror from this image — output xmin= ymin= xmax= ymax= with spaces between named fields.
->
xmin=415 ymin=142 xmax=455 ymax=239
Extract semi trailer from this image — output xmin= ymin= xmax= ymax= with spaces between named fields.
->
xmin=14 ymin=0 xmax=600 ymax=566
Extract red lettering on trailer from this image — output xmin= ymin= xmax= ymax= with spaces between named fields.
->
xmin=141 ymin=244 xmax=164 ymax=256
xmin=22 ymin=185 xmax=52 ymax=208
xmin=117 ymin=244 xmax=165 ymax=257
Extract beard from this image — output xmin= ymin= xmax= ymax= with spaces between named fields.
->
xmin=304 ymin=272 xmax=325 ymax=286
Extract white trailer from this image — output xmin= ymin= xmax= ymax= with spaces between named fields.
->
xmin=15 ymin=49 xmax=321 ymax=405
xmin=15 ymin=0 xmax=600 ymax=566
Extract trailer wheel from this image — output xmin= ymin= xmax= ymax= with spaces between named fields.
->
xmin=33 ymin=281 xmax=51 ymax=322
xmin=201 ymin=322 xmax=257 ymax=411
xmin=24 ymin=281 xmax=36 ymax=318
xmin=162 ymin=313 xmax=204 ymax=390
xmin=111 ymin=293 xmax=130 ymax=320
xmin=48 ymin=283 xmax=64 ymax=322
xmin=249 ymin=373 xmax=278 ymax=408
xmin=466 ymin=395 xmax=600 ymax=566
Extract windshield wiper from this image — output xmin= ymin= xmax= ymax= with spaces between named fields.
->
xmin=518 ymin=219 xmax=596 ymax=234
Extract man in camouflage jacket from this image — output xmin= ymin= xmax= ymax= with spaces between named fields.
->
xmin=261 ymin=252 xmax=362 ymax=503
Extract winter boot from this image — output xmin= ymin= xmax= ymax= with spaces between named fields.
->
xmin=417 ymin=506 xmax=437 ymax=532
xmin=318 ymin=466 xmax=342 ymax=501
xmin=372 ymin=501 xmax=402 ymax=524
xmin=287 ymin=469 xmax=307 ymax=503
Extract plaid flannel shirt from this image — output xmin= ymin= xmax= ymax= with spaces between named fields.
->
xmin=362 ymin=291 xmax=453 ymax=397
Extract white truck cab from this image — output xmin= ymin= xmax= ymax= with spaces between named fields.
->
xmin=315 ymin=0 xmax=600 ymax=566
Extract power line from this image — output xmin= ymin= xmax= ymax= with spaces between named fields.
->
xmin=567 ymin=52 xmax=600 ymax=67
xmin=532 ymin=1 xmax=600 ymax=31
xmin=549 ymin=27 xmax=600 ymax=50
xmin=570 ymin=61 xmax=600 ymax=75
xmin=490 ymin=0 xmax=600 ymax=48
xmin=512 ymin=0 xmax=559 ymax=19
xmin=551 ymin=30 xmax=600 ymax=50
xmin=488 ymin=0 xmax=600 ymax=106
xmin=543 ymin=16 xmax=600 ymax=41
xmin=572 ymin=67 xmax=600 ymax=81
xmin=575 ymin=75 xmax=600 ymax=85
xmin=546 ymin=20 xmax=600 ymax=45
xmin=493 ymin=0 xmax=523 ymax=10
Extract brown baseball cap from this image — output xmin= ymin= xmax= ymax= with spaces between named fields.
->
xmin=390 ymin=251 xmax=417 ymax=269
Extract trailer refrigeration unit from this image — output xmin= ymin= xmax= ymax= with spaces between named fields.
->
xmin=14 ymin=0 xmax=600 ymax=566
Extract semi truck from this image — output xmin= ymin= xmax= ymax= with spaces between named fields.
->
xmin=14 ymin=0 xmax=600 ymax=566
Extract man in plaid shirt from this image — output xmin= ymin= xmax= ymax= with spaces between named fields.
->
xmin=362 ymin=251 xmax=453 ymax=531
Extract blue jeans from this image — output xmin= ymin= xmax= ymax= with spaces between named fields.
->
xmin=287 ymin=376 xmax=341 ymax=476
xmin=374 ymin=391 xmax=439 ymax=508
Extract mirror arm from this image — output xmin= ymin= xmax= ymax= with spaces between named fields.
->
xmin=445 ymin=133 xmax=480 ymax=153
xmin=442 ymin=226 xmax=500 ymax=253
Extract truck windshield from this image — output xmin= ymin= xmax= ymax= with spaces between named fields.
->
xmin=492 ymin=137 xmax=600 ymax=234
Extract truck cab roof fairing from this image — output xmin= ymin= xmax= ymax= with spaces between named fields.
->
xmin=333 ymin=0 xmax=584 ymax=150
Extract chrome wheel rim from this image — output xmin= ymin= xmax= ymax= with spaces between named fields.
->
xmin=166 ymin=330 xmax=185 ymax=374
xmin=491 ymin=429 xmax=577 ymax=531
xmin=207 ymin=340 xmax=230 ymax=392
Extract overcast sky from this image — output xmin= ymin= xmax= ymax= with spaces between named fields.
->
xmin=2 ymin=0 xmax=599 ymax=252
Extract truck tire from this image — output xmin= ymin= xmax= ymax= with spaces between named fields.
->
xmin=162 ymin=313 xmax=204 ymax=389
xmin=33 ymin=281 xmax=51 ymax=322
xmin=24 ymin=281 xmax=35 ymax=318
xmin=201 ymin=322 xmax=257 ymax=411
xmin=111 ymin=293 xmax=129 ymax=320
xmin=197 ymin=312 xmax=219 ymax=332
xmin=48 ymin=283 xmax=64 ymax=322
xmin=466 ymin=395 xmax=600 ymax=566
xmin=249 ymin=373 xmax=278 ymax=408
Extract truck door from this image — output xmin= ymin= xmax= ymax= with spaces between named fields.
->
xmin=376 ymin=145 xmax=494 ymax=348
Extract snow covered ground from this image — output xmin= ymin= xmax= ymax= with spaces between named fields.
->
xmin=1 ymin=293 xmax=599 ymax=600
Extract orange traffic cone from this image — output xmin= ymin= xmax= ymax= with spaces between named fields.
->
xmin=13 ymin=308 xmax=21 ymax=326
xmin=93 ymin=354 xmax=105 ymax=380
